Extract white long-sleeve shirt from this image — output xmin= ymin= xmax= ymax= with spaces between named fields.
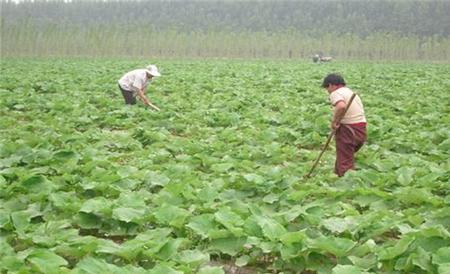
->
xmin=118 ymin=69 xmax=151 ymax=94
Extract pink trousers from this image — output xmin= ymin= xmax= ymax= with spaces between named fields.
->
xmin=335 ymin=124 xmax=367 ymax=177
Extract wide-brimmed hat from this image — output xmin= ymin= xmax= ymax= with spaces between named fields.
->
xmin=146 ymin=65 xmax=161 ymax=77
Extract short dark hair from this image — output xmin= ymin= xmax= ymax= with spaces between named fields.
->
xmin=321 ymin=73 xmax=346 ymax=88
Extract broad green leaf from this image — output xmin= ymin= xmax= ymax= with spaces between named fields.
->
xmin=332 ymin=265 xmax=364 ymax=274
xmin=286 ymin=190 xmax=309 ymax=201
xmin=10 ymin=203 xmax=41 ymax=234
xmin=280 ymin=230 xmax=307 ymax=245
xmin=211 ymin=163 xmax=234 ymax=172
xmin=175 ymin=249 xmax=209 ymax=266
xmin=72 ymin=256 xmax=148 ymax=273
xmin=149 ymin=265 xmax=183 ymax=274
xmin=79 ymin=197 xmax=112 ymax=216
xmin=96 ymin=239 xmax=121 ymax=255
xmin=186 ymin=214 xmax=216 ymax=239
xmin=76 ymin=212 xmax=102 ymax=229
xmin=72 ymin=257 xmax=116 ymax=274
xmin=115 ymin=191 xmax=147 ymax=209
xmin=1 ymin=256 xmax=25 ymax=272
xmin=198 ymin=185 xmax=220 ymax=202
xmin=144 ymin=171 xmax=170 ymax=187
xmin=348 ymin=254 xmax=377 ymax=270
xmin=117 ymin=165 xmax=138 ymax=178
xmin=254 ymin=215 xmax=287 ymax=241
xmin=415 ymin=236 xmax=450 ymax=254
xmin=53 ymin=235 xmax=99 ymax=258
xmin=410 ymin=247 xmax=432 ymax=272
xmin=11 ymin=210 xmax=31 ymax=232
xmin=49 ymin=191 xmax=81 ymax=212
xmin=198 ymin=266 xmax=225 ymax=274
xmin=351 ymin=239 xmax=377 ymax=257
xmin=113 ymin=178 xmax=142 ymax=191
xmin=53 ymin=150 xmax=79 ymax=162
xmin=281 ymin=205 xmax=304 ymax=222
xmin=378 ymin=236 xmax=415 ymax=261
xmin=209 ymin=236 xmax=246 ymax=256
xmin=433 ymin=247 xmax=450 ymax=265
xmin=21 ymin=175 xmax=53 ymax=194
xmin=395 ymin=187 xmax=441 ymax=206
xmin=112 ymin=207 xmax=145 ymax=223
xmin=322 ymin=216 xmax=356 ymax=234
xmin=307 ymin=235 xmax=356 ymax=257
xmin=262 ymin=193 xmax=279 ymax=204
xmin=396 ymin=167 xmax=415 ymax=185
xmin=258 ymin=241 xmax=278 ymax=253
xmin=235 ymin=255 xmax=250 ymax=267
xmin=305 ymin=252 xmax=335 ymax=273
xmin=243 ymin=173 xmax=264 ymax=184
xmin=1 ymin=237 xmax=16 ymax=257
xmin=118 ymin=229 xmax=172 ymax=260
xmin=27 ymin=249 xmax=68 ymax=274
xmin=207 ymin=229 xmax=233 ymax=239
xmin=243 ymin=215 xmax=263 ymax=237
xmin=437 ymin=264 xmax=450 ymax=274
xmin=214 ymin=207 xmax=245 ymax=236
xmin=394 ymin=256 xmax=411 ymax=271
xmin=156 ymin=238 xmax=185 ymax=261
xmin=279 ymin=244 xmax=301 ymax=260
xmin=154 ymin=203 xmax=190 ymax=228
xmin=30 ymin=221 xmax=77 ymax=247
xmin=416 ymin=225 xmax=450 ymax=238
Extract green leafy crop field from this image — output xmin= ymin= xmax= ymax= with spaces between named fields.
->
xmin=1 ymin=59 xmax=449 ymax=274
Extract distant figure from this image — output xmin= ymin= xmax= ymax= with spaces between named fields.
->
xmin=118 ymin=65 xmax=161 ymax=111
xmin=321 ymin=73 xmax=366 ymax=176
xmin=320 ymin=56 xmax=333 ymax=62
xmin=313 ymin=54 xmax=320 ymax=63
xmin=313 ymin=54 xmax=333 ymax=63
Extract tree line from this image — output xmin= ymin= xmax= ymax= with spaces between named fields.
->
xmin=1 ymin=0 xmax=449 ymax=60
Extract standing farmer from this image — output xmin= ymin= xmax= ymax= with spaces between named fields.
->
xmin=118 ymin=65 xmax=161 ymax=111
xmin=322 ymin=73 xmax=367 ymax=176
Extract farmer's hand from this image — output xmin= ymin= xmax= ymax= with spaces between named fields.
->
xmin=331 ymin=121 xmax=340 ymax=131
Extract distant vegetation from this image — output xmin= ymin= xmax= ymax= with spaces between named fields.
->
xmin=1 ymin=0 xmax=450 ymax=60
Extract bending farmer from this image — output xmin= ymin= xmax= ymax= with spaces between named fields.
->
xmin=118 ymin=65 xmax=161 ymax=111
xmin=322 ymin=73 xmax=367 ymax=176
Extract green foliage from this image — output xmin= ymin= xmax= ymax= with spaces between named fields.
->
xmin=0 ymin=59 xmax=449 ymax=273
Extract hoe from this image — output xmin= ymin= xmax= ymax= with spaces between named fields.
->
xmin=306 ymin=93 xmax=357 ymax=178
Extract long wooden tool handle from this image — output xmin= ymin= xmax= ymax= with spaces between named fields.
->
xmin=306 ymin=93 xmax=357 ymax=178
xmin=148 ymin=102 xmax=160 ymax=111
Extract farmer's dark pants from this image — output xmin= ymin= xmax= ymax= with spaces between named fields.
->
xmin=335 ymin=124 xmax=367 ymax=177
xmin=118 ymin=84 xmax=136 ymax=105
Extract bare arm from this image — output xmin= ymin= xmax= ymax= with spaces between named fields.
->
xmin=136 ymin=88 xmax=160 ymax=111
xmin=331 ymin=101 xmax=346 ymax=130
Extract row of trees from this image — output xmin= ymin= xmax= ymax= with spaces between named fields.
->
xmin=1 ymin=0 xmax=449 ymax=60
xmin=3 ymin=25 xmax=448 ymax=60
xmin=3 ymin=0 xmax=450 ymax=37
